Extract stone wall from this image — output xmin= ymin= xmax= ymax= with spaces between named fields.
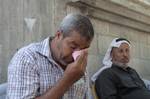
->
xmin=67 ymin=0 xmax=150 ymax=80
xmin=0 ymin=0 xmax=150 ymax=83
xmin=0 ymin=0 xmax=55 ymax=83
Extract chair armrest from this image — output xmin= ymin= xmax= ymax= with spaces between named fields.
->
xmin=91 ymin=84 xmax=99 ymax=99
xmin=142 ymin=79 xmax=150 ymax=90
xmin=0 ymin=83 xmax=7 ymax=99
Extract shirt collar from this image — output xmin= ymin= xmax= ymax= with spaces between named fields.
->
xmin=36 ymin=37 xmax=52 ymax=59
xmin=36 ymin=37 xmax=64 ymax=72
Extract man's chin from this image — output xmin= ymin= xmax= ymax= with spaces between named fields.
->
xmin=58 ymin=59 xmax=74 ymax=68
xmin=60 ymin=60 xmax=72 ymax=66
xmin=114 ymin=61 xmax=128 ymax=68
xmin=57 ymin=60 xmax=67 ymax=68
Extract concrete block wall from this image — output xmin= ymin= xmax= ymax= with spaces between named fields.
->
xmin=0 ymin=0 xmax=150 ymax=83
xmin=0 ymin=0 xmax=55 ymax=83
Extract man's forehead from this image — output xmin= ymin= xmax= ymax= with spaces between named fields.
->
xmin=111 ymin=43 xmax=130 ymax=51
xmin=70 ymin=38 xmax=91 ymax=48
xmin=119 ymin=43 xmax=130 ymax=48
xmin=65 ymin=34 xmax=91 ymax=47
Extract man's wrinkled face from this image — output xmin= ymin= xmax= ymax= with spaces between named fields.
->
xmin=111 ymin=43 xmax=130 ymax=67
xmin=56 ymin=31 xmax=92 ymax=67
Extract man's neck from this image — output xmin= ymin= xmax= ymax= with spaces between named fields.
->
xmin=50 ymin=38 xmax=59 ymax=64
xmin=50 ymin=38 xmax=66 ymax=70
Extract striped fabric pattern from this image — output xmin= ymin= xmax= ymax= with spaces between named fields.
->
xmin=7 ymin=37 xmax=87 ymax=99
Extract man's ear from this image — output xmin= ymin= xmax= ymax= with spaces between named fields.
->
xmin=55 ymin=30 xmax=63 ymax=39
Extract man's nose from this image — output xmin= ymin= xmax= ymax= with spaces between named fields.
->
xmin=123 ymin=51 xmax=128 ymax=57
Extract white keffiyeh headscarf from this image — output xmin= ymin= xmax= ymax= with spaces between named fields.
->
xmin=91 ymin=38 xmax=131 ymax=82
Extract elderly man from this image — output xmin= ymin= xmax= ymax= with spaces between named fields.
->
xmin=93 ymin=38 xmax=150 ymax=99
xmin=7 ymin=13 xmax=94 ymax=99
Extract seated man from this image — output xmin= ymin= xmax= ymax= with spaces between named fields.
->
xmin=94 ymin=38 xmax=150 ymax=99
xmin=7 ymin=14 xmax=94 ymax=99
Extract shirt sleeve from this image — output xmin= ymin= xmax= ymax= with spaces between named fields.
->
xmin=7 ymin=49 xmax=39 ymax=99
xmin=95 ymin=69 xmax=117 ymax=99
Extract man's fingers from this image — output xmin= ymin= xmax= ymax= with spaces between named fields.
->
xmin=75 ymin=50 xmax=88 ymax=70
xmin=76 ymin=52 xmax=84 ymax=64
xmin=80 ymin=52 xmax=88 ymax=70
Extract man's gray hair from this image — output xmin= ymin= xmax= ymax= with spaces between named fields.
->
xmin=59 ymin=13 xmax=94 ymax=40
